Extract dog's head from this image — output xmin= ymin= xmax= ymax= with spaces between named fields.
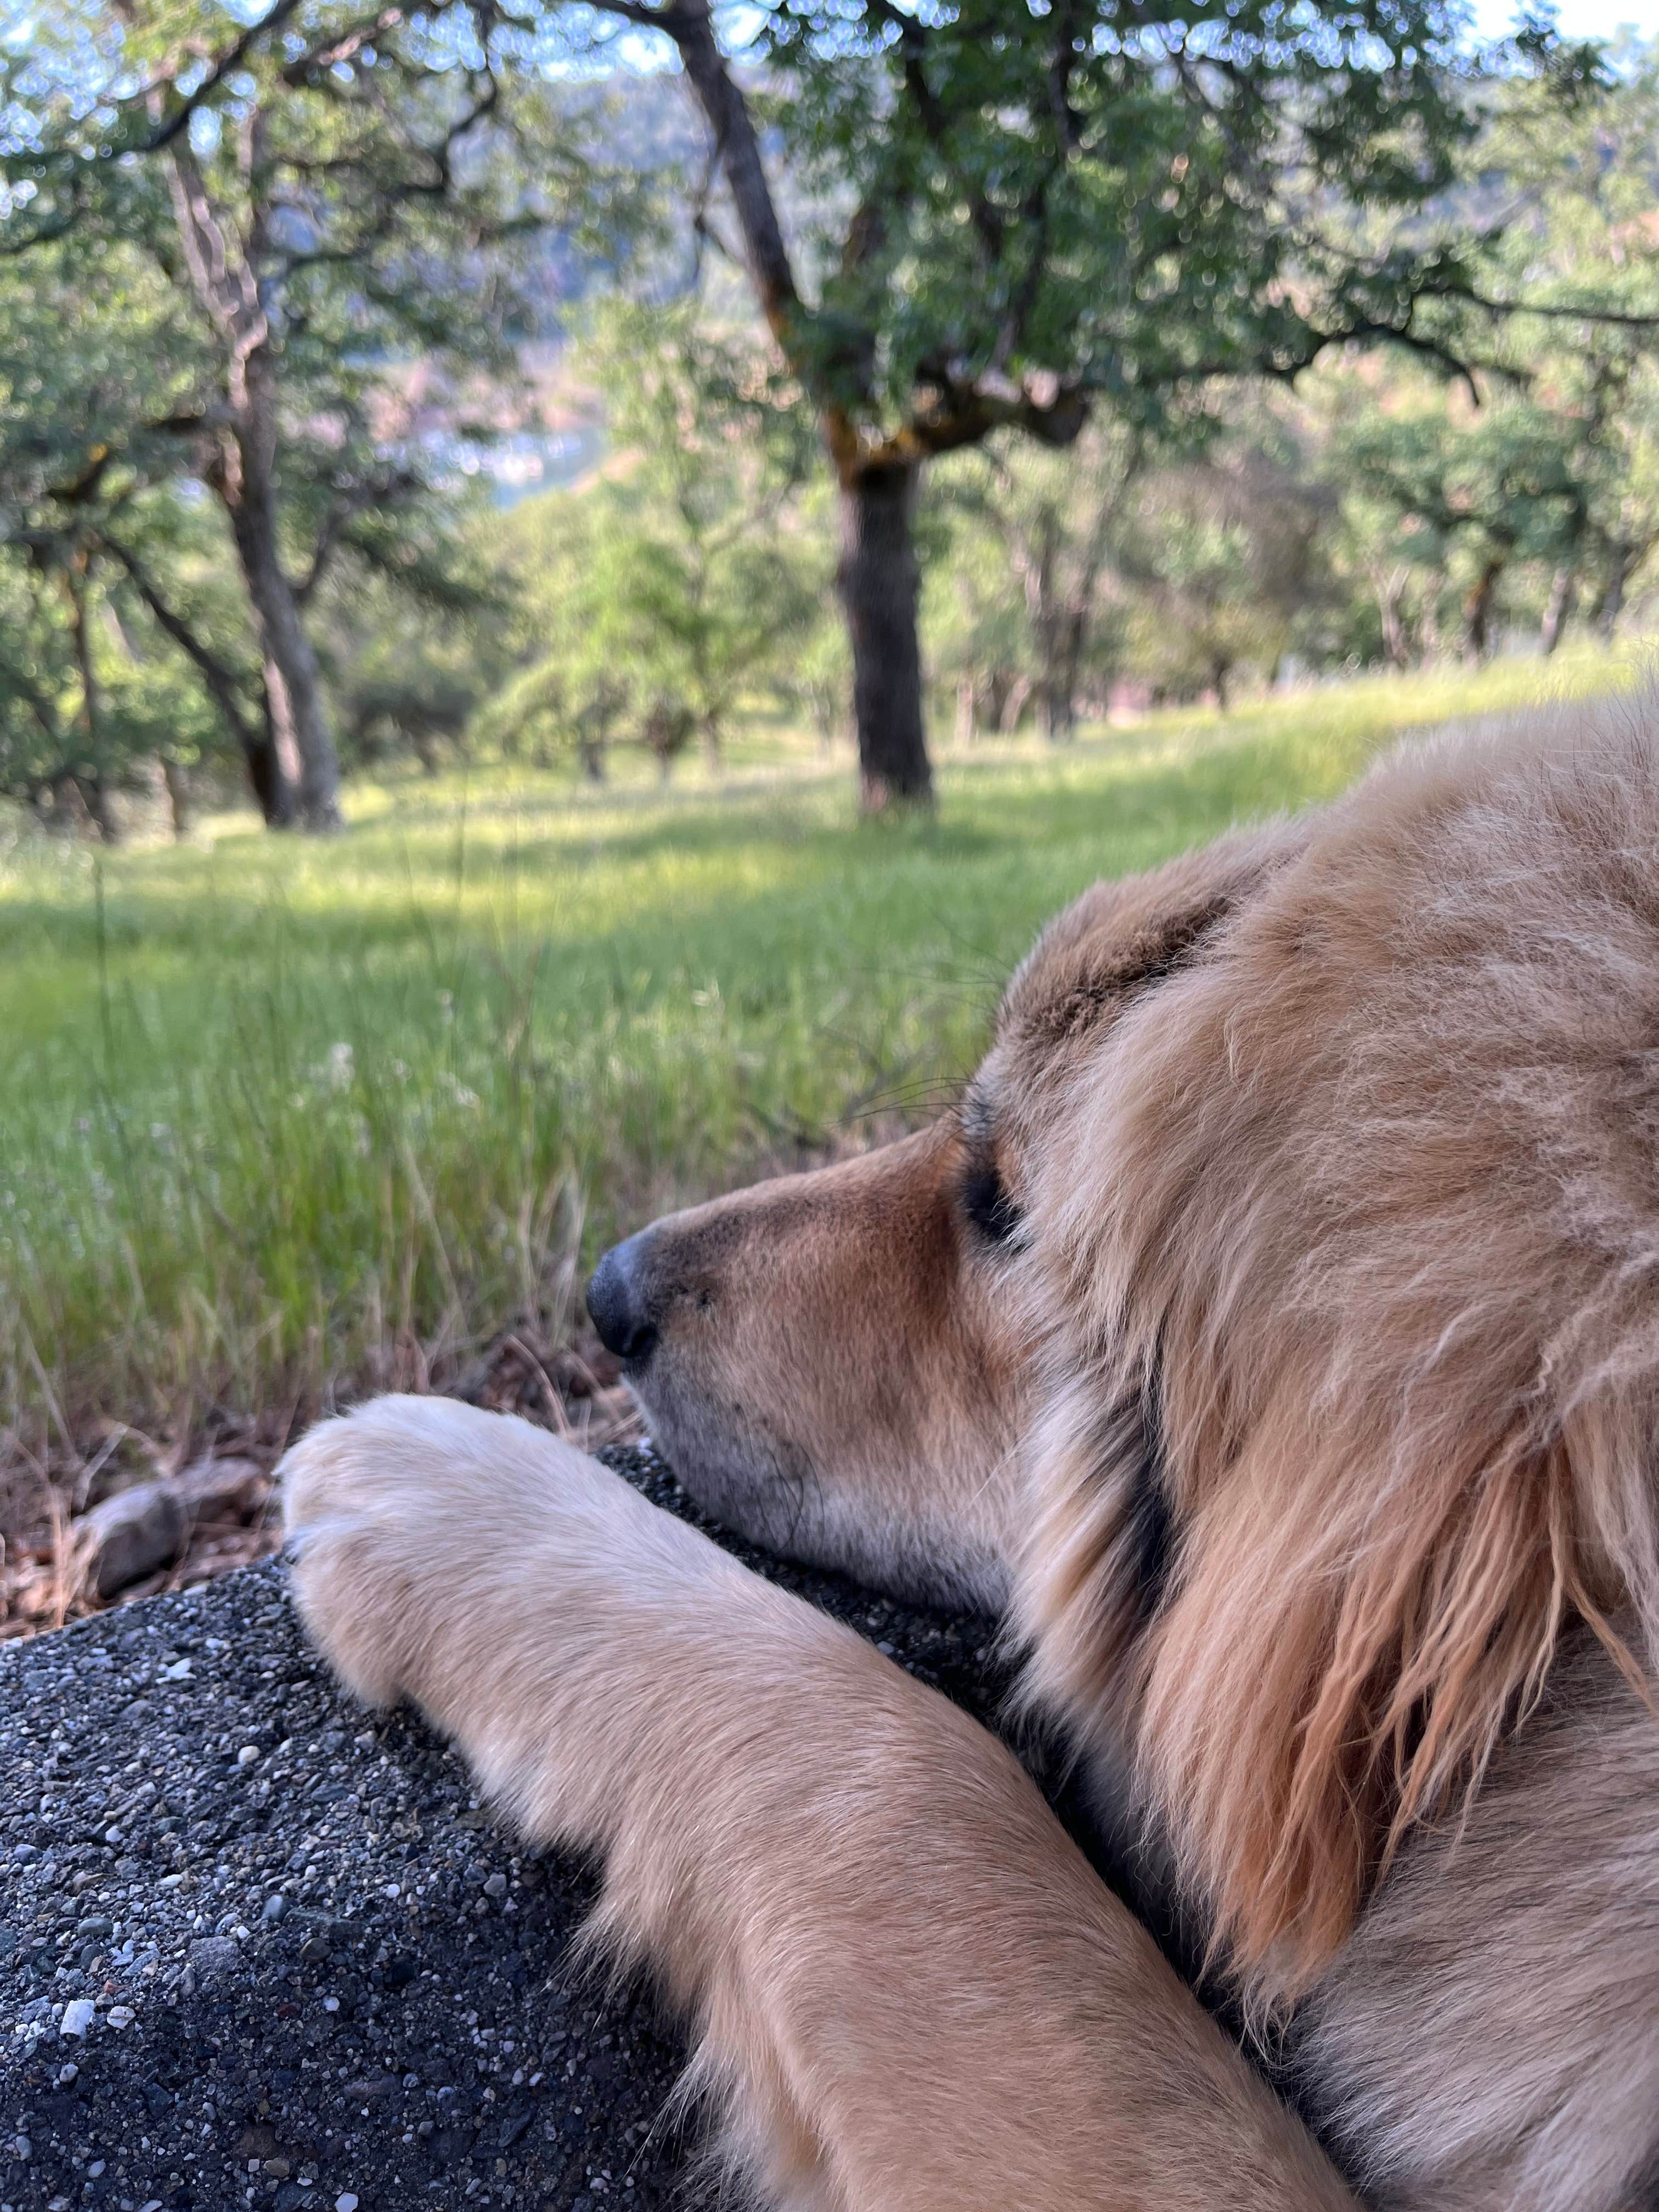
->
xmin=590 ymin=706 xmax=1659 ymax=2001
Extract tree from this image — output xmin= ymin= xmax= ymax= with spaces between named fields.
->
xmin=1119 ymin=441 xmax=1330 ymax=703
xmin=927 ymin=427 xmax=1139 ymax=738
xmin=1317 ymin=41 xmax=1659 ymax=670
xmin=0 ymin=215 xmax=262 ymax=830
xmin=1475 ymin=39 xmax=1659 ymax=644
xmin=923 ymin=482 xmax=1035 ymax=742
xmin=990 ymin=427 xmax=1142 ymax=740
xmin=479 ymin=300 xmax=823 ymax=773
xmin=524 ymin=0 xmax=1603 ymax=808
xmin=1336 ymin=396 xmax=1598 ymax=663
xmin=3 ymin=0 xmax=641 ymax=828
xmin=16 ymin=1 xmax=1618 ymax=815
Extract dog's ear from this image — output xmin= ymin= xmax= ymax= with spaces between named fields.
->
xmin=1135 ymin=1367 xmax=1655 ymax=2005
xmin=1019 ymin=726 xmax=1659 ymax=2005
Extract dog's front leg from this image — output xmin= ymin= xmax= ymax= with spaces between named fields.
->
xmin=282 ymin=1396 xmax=1350 ymax=2212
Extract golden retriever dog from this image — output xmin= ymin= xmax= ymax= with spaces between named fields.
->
xmin=283 ymin=696 xmax=1659 ymax=2212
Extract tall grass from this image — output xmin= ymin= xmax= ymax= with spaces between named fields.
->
xmin=0 ymin=650 xmax=1640 ymax=1450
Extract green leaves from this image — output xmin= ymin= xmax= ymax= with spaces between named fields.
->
xmin=479 ymin=298 xmax=831 ymax=770
xmin=749 ymin=0 xmax=1497 ymax=430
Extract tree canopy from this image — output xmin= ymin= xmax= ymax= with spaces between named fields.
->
xmin=0 ymin=3 xmax=1654 ymax=832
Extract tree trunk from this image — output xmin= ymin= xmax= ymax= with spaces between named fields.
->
xmin=1040 ymin=610 xmax=1088 ymax=741
xmin=225 ymin=452 xmax=341 ymax=830
xmin=74 ymin=774 xmax=118 ymax=843
xmin=1462 ymin=557 xmax=1505 ymax=664
xmin=259 ymin=656 xmax=309 ymax=807
xmin=102 ymin=533 xmax=295 ymax=826
xmin=64 ymin=568 xmax=119 ymax=844
xmin=1539 ymin=565 xmax=1576 ymax=658
xmin=953 ymin=676 xmax=977 ymax=747
xmin=166 ymin=141 xmax=338 ymax=832
xmin=1373 ymin=566 xmax=1411 ymax=670
xmin=1598 ymin=546 xmax=1631 ymax=642
xmin=206 ymin=344 xmax=340 ymax=831
xmin=161 ymin=757 xmax=193 ymax=838
xmin=837 ymin=463 xmax=933 ymax=811
xmin=1420 ymin=575 xmax=1444 ymax=662
xmin=1040 ymin=673 xmax=1075 ymax=742
xmin=999 ymin=674 xmax=1033 ymax=733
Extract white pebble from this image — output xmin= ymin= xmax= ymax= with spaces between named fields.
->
xmin=59 ymin=2000 xmax=95 ymax=2039
xmin=106 ymin=2006 xmax=136 ymax=2030
xmin=236 ymin=1746 xmax=259 ymax=1768
xmin=336 ymin=2196 xmax=359 ymax=2211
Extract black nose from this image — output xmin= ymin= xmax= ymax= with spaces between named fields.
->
xmin=585 ymin=1231 xmax=660 ymax=1362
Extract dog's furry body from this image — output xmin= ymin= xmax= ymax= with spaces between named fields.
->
xmin=284 ymin=698 xmax=1659 ymax=2210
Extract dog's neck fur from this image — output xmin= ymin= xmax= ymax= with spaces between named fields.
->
xmin=1064 ymin=1629 xmax=1659 ymax=2212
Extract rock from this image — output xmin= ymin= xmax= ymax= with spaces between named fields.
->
xmin=75 ymin=1485 xmax=187 ymax=1599
xmin=188 ymin=1935 xmax=240 ymax=1980
xmin=0 ymin=1442 xmax=1017 ymax=2210
xmin=73 ymin=1458 xmax=269 ymax=1600
xmin=173 ymin=1455 xmax=268 ymax=1516
xmin=58 ymin=1999 xmax=95 ymax=2038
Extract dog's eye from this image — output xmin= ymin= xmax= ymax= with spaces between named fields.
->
xmin=962 ymin=1162 xmax=1021 ymax=1247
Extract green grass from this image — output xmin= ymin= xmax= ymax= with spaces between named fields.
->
xmin=0 ymin=648 xmax=1643 ymax=1446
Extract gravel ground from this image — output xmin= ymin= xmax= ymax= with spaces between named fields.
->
xmin=0 ymin=1441 xmax=1012 ymax=2212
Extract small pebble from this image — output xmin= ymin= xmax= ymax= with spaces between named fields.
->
xmin=482 ymin=1872 xmax=507 ymax=1899
xmin=58 ymin=2000 xmax=95 ymax=2039
xmin=336 ymin=2196 xmax=359 ymax=2211
xmin=236 ymin=1745 xmax=259 ymax=1768
xmin=106 ymin=2005 xmax=135 ymax=2029
xmin=261 ymin=1892 xmax=288 ymax=1923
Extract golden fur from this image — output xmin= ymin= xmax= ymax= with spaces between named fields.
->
xmin=284 ymin=693 xmax=1659 ymax=2209
xmin=284 ymin=1396 xmax=1352 ymax=2211
xmin=1020 ymin=712 xmax=1659 ymax=1996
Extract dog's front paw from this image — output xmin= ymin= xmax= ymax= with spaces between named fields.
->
xmin=280 ymin=1393 xmax=667 ymax=1722
xmin=280 ymin=1393 xmax=466 ymax=1709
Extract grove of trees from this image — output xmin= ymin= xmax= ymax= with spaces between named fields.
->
xmin=2 ymin=3 xmax=1656 ymax=831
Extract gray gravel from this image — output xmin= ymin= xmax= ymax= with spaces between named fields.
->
xmin=0 ymin=1442 xmax=1011 ymax=2212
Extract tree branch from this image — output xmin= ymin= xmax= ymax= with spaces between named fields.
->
xmin=138 ymin=0 xmax=308 ymax=153
xmin=99 ymin=532 xmax=263 ymax=758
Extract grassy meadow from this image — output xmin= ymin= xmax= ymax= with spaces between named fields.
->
xmin=1 ymin=649 xmax=1644 ymax=1464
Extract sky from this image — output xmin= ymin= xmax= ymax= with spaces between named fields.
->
xmin=1471 ymin=0 xmax=1659 ymax=37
